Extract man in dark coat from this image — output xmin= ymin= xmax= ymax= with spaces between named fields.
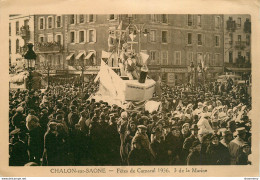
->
xmin=182 ymin=124 xmax=199 ymax=163
xmin=150 ymin=128 xmax=168 ymax=165
xmin=12 ymin=107 xmax=26 ymax=129
xmin=128 ymin=135 xmax=152 ymax=165
xmin=9 ymin=130 xmax=29 ymax=166
xmin=186 ymin=140 xmax=203 ymax=165
xmin=237 ymin=143 xmax=251 ymax=165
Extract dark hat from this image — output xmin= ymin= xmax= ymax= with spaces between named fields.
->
xmin=210 ymin=134 xmax=220 ymax=140
xmin=222 ymin=130 xmax=233 ymax=137
xmin=190 ymin=124 xmax=200 ymax=130
xmin=236 ymin=127 xmax=246 ymax=135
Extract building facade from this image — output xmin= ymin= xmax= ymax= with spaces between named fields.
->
xmin=31 ymin=14 xmax=225 ymax=85
xmin=9 ymin=15 xmax=34 ymax=67
xmin=223 ymin=15 xmax=251 ymax=77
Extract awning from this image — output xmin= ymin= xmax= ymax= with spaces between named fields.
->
xmin=75 ymin=52 xmax=85 ymax=60
xmin=84 ymin=52 xmax=94 ymax=60
xmin=225 ymin=67 xmax=251 ymax=72
xmin=66 ymin=53 xmax=74 ymax=61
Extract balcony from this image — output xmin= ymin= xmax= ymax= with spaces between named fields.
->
xmin=20 ymin=25 xmax=30 ymax=39
xmin=226 ymin=18 xmax=236 ymax=32
xmin=235 ymin=41 xmax=246 ymax=50
xmin=35 ymin=42 xmax=63 ymax=53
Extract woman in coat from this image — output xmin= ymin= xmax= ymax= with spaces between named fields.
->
xmin=206 ymin=134 xmax=230 ymax=165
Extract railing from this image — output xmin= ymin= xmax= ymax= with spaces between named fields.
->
xmin=35 ymin=42 xmax=62 ymax=52
xmin=235 ymin=41 xmax=246 ymax=50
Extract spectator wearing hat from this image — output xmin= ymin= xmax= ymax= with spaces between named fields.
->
xmin=237 ymin=143 xmax=251 ymax=165
xmin=220 ymin=130 xmax=233 ymax=147
xmin=182 ymin=124 xmax=199 ymax=163
xmin=128 ymin=135 xmax=153 ymax=165
xmin=117 ymin=111 xmax=129 ymax=165
xmin=124 ymin=121 xmax=137 ymax=158
xmin=197 ymin=113 xmax=214 ymax=135
xmin=186 ymin=140 xmax=203 ymax=165
xmin=151 ymin=128 xmax=168 ymax=165
xmin=43 ymin=122 xmax=58 ymax=166
xmin=9 ymin=130 xmax=29 ymax=166
xmin=165 ymin=126 xmax=183 ymax=165
xmin=12 ymin=107 xmax=26 ymax=129
xmin=228 ymin=127 xmax=247 ymax=165
xmin=181 ymin=123 xmax=191 ymax=140
xmin=206 ymin=134 xmax=230 ymax=165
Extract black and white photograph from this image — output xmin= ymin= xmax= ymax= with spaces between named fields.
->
xmin=7 ymin=13 xmax=253 ymax=168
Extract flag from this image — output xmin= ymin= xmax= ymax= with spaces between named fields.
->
xmin=140 ymin=52 xmax=149 ymax=64
xmin=117 ymin=21 xmax=122 ymax=30
xmin=129 ymin=32 xmax=135 ymax=41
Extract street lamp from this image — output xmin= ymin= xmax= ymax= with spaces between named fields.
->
xmin=131 ymin=24 xmax=149 ymax=53
xmin=24 ymin=42 xmax=36 ymax=91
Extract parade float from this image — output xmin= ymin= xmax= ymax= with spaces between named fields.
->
xmin=91 ymin=22 xmax=158 ymax=111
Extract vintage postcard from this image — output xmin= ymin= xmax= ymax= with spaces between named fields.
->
xmin=0 ymin=0 xmax=259 ymax=177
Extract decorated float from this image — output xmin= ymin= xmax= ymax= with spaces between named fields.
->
xmin=91 ymin=22 xmax=159 ymax=111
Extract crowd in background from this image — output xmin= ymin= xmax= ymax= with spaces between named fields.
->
xmin=9 ymin=76 xmax=252 ymax=166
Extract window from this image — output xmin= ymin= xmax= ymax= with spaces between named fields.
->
xmin=39 ymin=17 xmax=44 ymax=30
xmin=238 ymin=35 xmax=241 ymax=42
xmin=215 ymin=35 xmax=220 ymax=47
xmin=229 ymin=33 xmax=233 ymax=44
xmin=246 ymin=52 xmax=250 ymax=62
xmin=56 ymin=34 xmax=62 ymax=44
xmin=215 ymin=16 xmax=220 ymax=29
xmin=197 ymin=53 xmax=203 ymax=65
xmin=56 ymin=16 xmax=61 ymax=28
xmin=70 ymin=31 xmax=75 ymax=43
xmin=237 ymin=17 xmax=241 ymax=28
xmin=162 ymin=14 xmax=168 ymax=23
xmin=150 ymin=51 xmax=156 ymax=64
xmin=79 ymin=15 xmax=84 ymax=23
xmin=151 ymin=14 xmax=156 ymax=22
xmin=197 ymin=34 xmax=202 ymax=45
xmin=16 ymin=21 xmax=19 ymax=35
xmin=39 ymin=35 xmax=44 ymax=43
xmin=9 ymin=23 xmax=11 ymax=36
xmin=16 ymin=39 xmax=19 ymax=53
xmin=79 ymin=30 xmax=85 ymax=43
xmin=70 ymin=15 xmax=75 ymax=24
xmin=238 ymin=51 xmax=241 ymax=57
xmin=188 ymin=15 xmax=192 ymax=26
xmin=229 ymin=51 xmax=233 ymax=63
xmin=161 ymin=51 xmax=168 ymax=65
xmin=197 ymin=15 xmax=201 ymax=27
xmin=48 ymin=55 xmax=53 ymax=66
xmin=9 ymin=39 xmax=11 ymax=54
xmin=188 ymin=33 xmax=192 ymax=45
xmin=214 ymin=53 xmax=220 ymax=66
xmin=246 ymin=35 xmax=250 ymax=45
xmin=109 ymin=14 xmax=117 ymax=20
xmin=24 ymin=20 xmax=29 ymax=27
xmin=150 ymin=30 xmax=156 ymax=42
xmin=56 ymin=55 xmax=62 ymax=66
xmin=47 ymin=34 xmax=53 ymax=42
xmin=89 ymin=14 xmax=94 ymax=22
xmin=187 ymin=51 xmax=193 ymax=65
xmin=174 ymin=51 xmax=181 ymax=65
xmin=87 ymin=29 xmax=96 ymax=43
xmin=162 ymin=31 xmax=167 ymax=43
xmin=47 ymin=16 xmax=53 ymax=29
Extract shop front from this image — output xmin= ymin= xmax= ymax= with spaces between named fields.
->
xmin=161 ymin=67 xmax=188 ymax=86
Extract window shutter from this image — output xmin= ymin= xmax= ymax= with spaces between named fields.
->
xmin=94 ymin=29 xmax=97 ymax=42
xmin=167 ymin=31 xmax=171 ymax=43
xmin=76 ymin=31 xmax=79 ymax=43
xmin=93 ymin=15 xmax=97 ymax=22
xmin=86 ymin=15 xmax=89 ymax=22
xmin=84 ymin=30 xmax=86 ymax=43
xmin=43 ymin=17 xmax=46 ymax=29
xmin=114 ymin=14 xmax=118 ymax=20
xmin=106 ymin=14 xmax=110 ymax=20
xmin=87 ymin=30 xmax=90 ymax=42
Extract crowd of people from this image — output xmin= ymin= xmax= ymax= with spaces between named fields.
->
xmin=9 ymin=76 xmax=252 ymax=166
